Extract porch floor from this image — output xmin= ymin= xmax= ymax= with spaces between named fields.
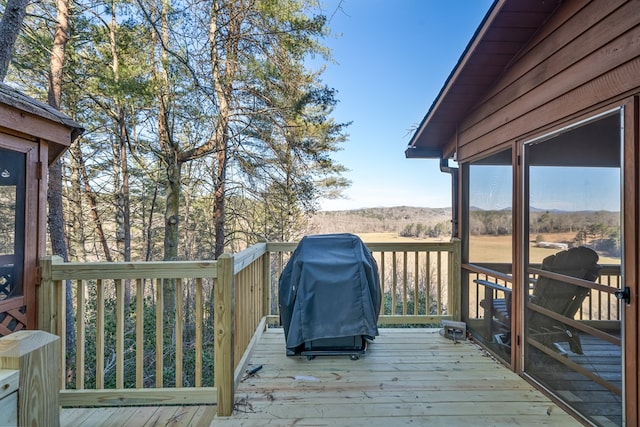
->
xmin=60 ymin=328 xmax=582 ymax=426
xmin=213 ymin=328 xmax=580 ymax=426
xmin=60 ymin=404 xmax=216 ymax=426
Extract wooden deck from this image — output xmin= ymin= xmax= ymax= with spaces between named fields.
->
xmin=60 ymin=405 xmax=216 ymax=426
xmin=213 ymin=328 xmax=581 ymax=426
xmin=60 ymin=328 xmax=583 ymax=426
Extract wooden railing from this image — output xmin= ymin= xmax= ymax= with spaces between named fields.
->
xmin=266 ymin=239 xmax=461 ymax=325
xmin=39 ymin=256 xmax=221 ymax=408
xmin=464 ymin=263 xmax=623 ymax=323
xmin=38 ymin=239 xmax=461 ymax=417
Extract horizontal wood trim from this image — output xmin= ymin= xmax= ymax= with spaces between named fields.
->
xmin=59 ymin=387 xmax=217 ymax=407
xmin=265 ymin=242 xmax=297 ymax=252
xmin=528 ymin=267 xmax=617 ymax=294
xmin=0 ymin=133 xmax=38 ymax=153
xmin=266 ymin=241 xmax=457 ymax=253
xmin=377 ymin=315 xmax=452 ymax=325
xmin=233 ymin=243 xmax=267 ymax=273
xmin=0 ymin=297 xmax=25 ymax=313
xmin=366 ymin=242 xmax=455 ymax=252
xmin=460 ymin=57 xmax=640 ymax=161
xmin=49 ymin=260 xmax=218 ymax=281
xmin=458 ymin=0 xmax=640 ymax=160
xmin=265 ymin=314 xmax=280 ymax=325
xmin=471 ymin=0 xmax=626 ymax=123
xmin=463 ymin=264 xmax=513 ymax=283
xmin=0 ymin=104 xmax=72 ymax=148
xmin=526 ymin=301 xmax=621 ymax=346
xmin=266 ymin=314 xmax=456 ymax=327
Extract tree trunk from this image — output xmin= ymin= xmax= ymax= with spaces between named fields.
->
xmin=0 ymin=0 xmax=28 ymax=81
xmin=47 ymin=0 xmax=75 ymax=375
xmin=163 ymin=160 xmax=180 ymax=325
xmin=209 ymin=0 xmax=238 ymax=258
xmin=144 ymin=173 xmax=160 ymax=261
xmin=68 ymin=144 xmax=86 ymax=261
xmin=79 ymin=154 xmax=112 ymax=261
xmin=213 ymin=145 xmax=226 ymax=258
xmin=119 ymin=115 xmax=132 ymax=305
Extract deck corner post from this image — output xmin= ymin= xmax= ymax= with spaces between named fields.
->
xmin=215 ymin=253 xmax=235 ymax=416
xmin=0 ymin=330 xmax=61 ymax=427
xmin=449 ymin=238 xmax=462 ymax=321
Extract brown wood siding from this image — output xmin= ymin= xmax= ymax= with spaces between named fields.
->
xmin=452 ymin=0 xmax=640 ymax=161
xmin=0 ymin=105 xmax=72 ymax=149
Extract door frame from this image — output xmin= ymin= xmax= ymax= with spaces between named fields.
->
xmin=515 ymin=99 xmax=638 ymax=425
xmin=622 ymin=96 xmax=638 ymax=425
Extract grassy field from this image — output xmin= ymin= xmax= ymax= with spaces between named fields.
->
xmin=469 ymin=233 xmax=620 ymax=265
xmin=356 ymin=232 xmax=620 ymax=265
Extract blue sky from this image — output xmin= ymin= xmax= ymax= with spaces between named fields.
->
xmin=314 ymin=0 xmax=494 ymax=211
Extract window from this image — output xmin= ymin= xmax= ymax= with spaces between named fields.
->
xmin=0 ymin=147 xmax=26 ymax=301
xmin=463 ymin=148 xmax=513 ymax=363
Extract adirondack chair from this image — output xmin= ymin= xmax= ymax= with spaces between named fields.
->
xmin=479 ymin=246 xmax=599 ymax=355
xmin=527 ymin=246 xmax=599 ymax=355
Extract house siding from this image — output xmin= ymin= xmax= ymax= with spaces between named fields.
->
xmin=452 ymin=0 xmax=640 ymax=162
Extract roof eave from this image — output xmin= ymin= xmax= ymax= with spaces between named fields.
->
xmin=407 ymin=0 xmax=502 ymax=158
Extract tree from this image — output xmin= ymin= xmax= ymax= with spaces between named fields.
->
xmin=0 ymin=0 xmax=28 ymax=80
xmin=47 ymin=0 xmax=77 ymax=377
xmin=7 ymin=0 xmax=349 ymax=265
xmin=208 ymin=0 xmax=348 ymax=247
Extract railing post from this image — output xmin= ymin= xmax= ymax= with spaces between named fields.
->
xmin=449 ymin=238 xmax=462 ymax=321
xmin=261 ymin=249 xmax=270 ymax=319
xmin=38 ymin=255 xmax=63 ymax=335
xmin=215 ymin=253 xmax=235 ymax=416
xmin=0 ymin=330 xmax=61 ymax=426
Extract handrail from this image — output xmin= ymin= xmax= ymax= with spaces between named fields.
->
xmin=463 ymin=263 xmax=512 ymax=283
xmin=38 ymin=238 xmax=463 ymax=417
xmin=40 ymin=255 xmax=220 ymax=409
xmin=48 ymin=259 xmax=218 ymax=280
xmin=528 ymin=267 xmax=617 ymax=294
xmin=264 ymin=239 xmax=461 ymax=323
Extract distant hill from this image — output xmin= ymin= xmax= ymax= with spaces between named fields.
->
xmin=306 ymin=206 xmax=452 ymax=235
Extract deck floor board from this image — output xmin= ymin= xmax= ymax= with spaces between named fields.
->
xmin=61 ymin=328 xmax=581 ymax=426
xmin=213 ymin=328 xmax=581 ymax=426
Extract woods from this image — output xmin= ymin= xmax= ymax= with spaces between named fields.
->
xmin=1 ymin=0 xmax=348 ymax=263
xmin=1 ymin=0 xmax=351 ymax=389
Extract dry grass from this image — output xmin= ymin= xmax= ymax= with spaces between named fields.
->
xmin=469 ymin=233 xmax=620 ymax=264
xmin=356 ymin=232 xmax=620 ymax=265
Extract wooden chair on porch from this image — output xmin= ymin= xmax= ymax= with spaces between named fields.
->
xmin=527 ymin=246 xmax=600 ymax=355
xmin=479 ymin=246 xmax=600 ymax=355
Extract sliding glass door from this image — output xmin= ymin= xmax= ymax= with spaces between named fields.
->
xmin=522 ymin=110 xmax=623 ymax=425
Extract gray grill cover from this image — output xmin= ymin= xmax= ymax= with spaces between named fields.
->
xmin=279 ymin=233 xmax=381 ymax=353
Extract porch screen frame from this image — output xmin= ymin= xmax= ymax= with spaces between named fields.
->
xmin=519 ymin=106 xmax=625 ymax=425
xmin=0 ymin=133 xmax=40 ymax=332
